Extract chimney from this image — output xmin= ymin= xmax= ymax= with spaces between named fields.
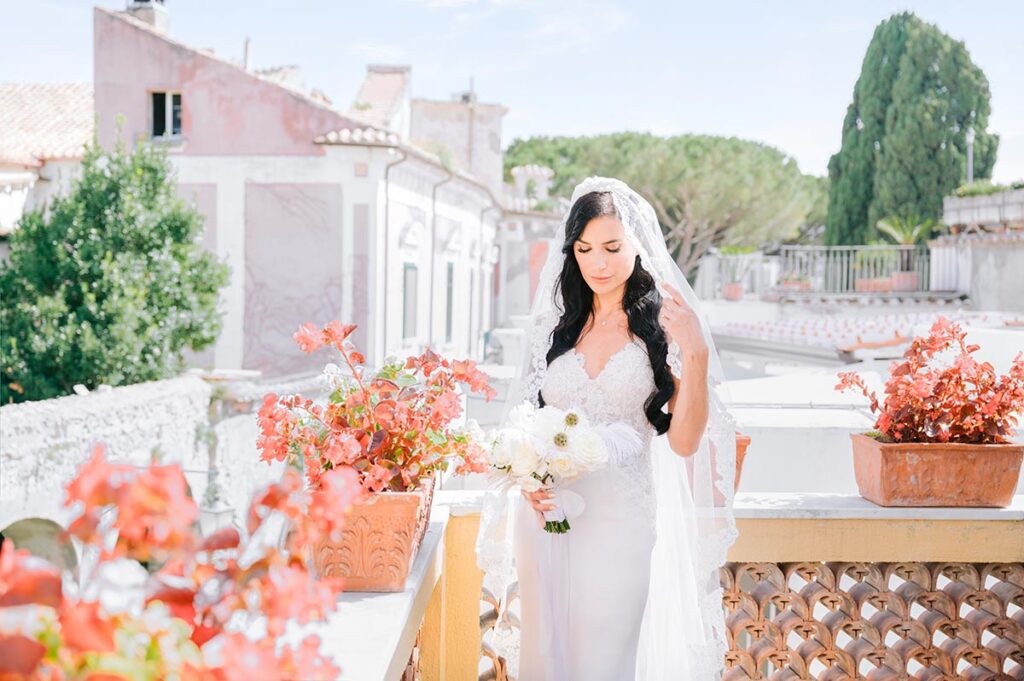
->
xmin=243 ymin=37 xmax=252 ymax=71
xmin=126 ymin=0 xmax=169 ymax=34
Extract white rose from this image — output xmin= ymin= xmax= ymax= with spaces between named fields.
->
xmin=509 ymin=432 xmax=541 ymax=478
xmin=488 ymin=432 xmax=515 ymax=469
xmin=507 ymin=402 xmax=536 ymax=431
xmin=549 ymin=454 xmax=577 ymax=480
xmin=569 ymin=429 xmax=608 ymax=472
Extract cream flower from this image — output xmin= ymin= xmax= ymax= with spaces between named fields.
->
xmin=508 ymin=432 xmax=541 ymax=478
xmin=531 ymin=405 xmax=567 ymax=443
xmin=567 ymin=429 xmax=608 ymax=471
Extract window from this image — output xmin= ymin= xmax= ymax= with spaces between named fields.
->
xmin=152 ymin=91 xmax=182 ymax=138
xmin=402 ymin=263 xmax=418 ymax=339
xmin=445 ymin=262 xmax=454 ymax=343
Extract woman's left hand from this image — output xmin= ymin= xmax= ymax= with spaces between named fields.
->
xmin=658 ymin=283 xmax=708 ymax=360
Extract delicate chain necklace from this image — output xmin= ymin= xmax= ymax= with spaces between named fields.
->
xmin=593 ymin=308 xmax=624 ymax=328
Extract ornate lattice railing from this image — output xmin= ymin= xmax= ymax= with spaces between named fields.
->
xmin=478 ymin=561 xmax=1024 ymax=680
xmin=414 ymin=492 xmax=1024 ymax=681
xmin=723 ymin=561 xmax=1023 ymax=680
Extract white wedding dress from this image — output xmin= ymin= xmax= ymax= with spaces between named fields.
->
xmin=513 ymin=338 xmax=659 ymax=680
xmin=476 ymin=176 xmax=738 ymax=681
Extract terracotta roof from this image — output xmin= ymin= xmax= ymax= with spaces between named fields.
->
xmin=314 ymin=126 xmax=504 ymax=207
xmin=314 ymin=127 xmax=401 ymax=146
xmin=348 ymin=65 xmax=410 ymax=130
xmin=0 ymin=83 xmax=93 ymax=166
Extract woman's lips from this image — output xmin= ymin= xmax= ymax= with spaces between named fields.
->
xmin=592 ymin=274 xmax=613 ymax=282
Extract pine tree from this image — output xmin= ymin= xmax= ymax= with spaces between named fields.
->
xmin=825 ymin=12 xmax=998 ymax=244
xmin=0 ymin=140 xmax=229 ymax=403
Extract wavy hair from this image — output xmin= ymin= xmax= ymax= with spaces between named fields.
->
xmin=539 ymin=191 xmax=674 ymax=434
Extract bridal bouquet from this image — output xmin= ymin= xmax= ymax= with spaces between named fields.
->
xmin=485 ymin=403 xmax=608 ymax=533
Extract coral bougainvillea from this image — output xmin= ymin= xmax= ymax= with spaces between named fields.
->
xmin=0 ymin=444 xmax=364 ymax=680
xmin=837 ymin=316 xmax=1024 ymax=444
xmin=258 ymin=320 xmax=495 ymax=492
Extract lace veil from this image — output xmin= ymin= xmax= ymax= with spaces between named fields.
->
xmin=476 ymin=176 xmax=738 ymax=680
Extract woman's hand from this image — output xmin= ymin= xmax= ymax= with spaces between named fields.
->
xmin=522 ymin=488 xmax=555 ymax=528
xmin=658 ymin=283 xmax=708 ymax=360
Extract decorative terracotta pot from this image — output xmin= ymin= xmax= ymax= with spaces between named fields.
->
xmin=722 ymin=282 xmax=744 ymax=301
xmin=890 ymin=271 xmax=920 ymax=292
xmin=313 ymin=475 xmax=435 ymax=592
xmin=850 ymin=433 xmax=1023 ymax=507
xmin=734 ymin=433 xmax=751 ymax=491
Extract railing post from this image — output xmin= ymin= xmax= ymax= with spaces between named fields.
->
xmin=420 ymin=511 xmax=485 ymax=681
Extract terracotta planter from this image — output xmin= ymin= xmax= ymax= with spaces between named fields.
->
xmin=722 ymin=282 xmax=744 ymax=301
xmin=890 ymin=271 xmax=920 ymax=292
xmin=312 ymin=475 xmax=435 ymax=592
xmin=734 ymin=433 xmax=751 ymax=491
xmin=854 ymin=277 xmax=893 ymax=293
xmin=850 ymin=433 xmax=1023 ymax=507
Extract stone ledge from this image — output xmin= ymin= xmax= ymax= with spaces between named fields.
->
xmin=272 ymin=506 xmax=449 ymax=681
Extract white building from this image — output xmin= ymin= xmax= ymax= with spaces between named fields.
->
xmin=0 ymin=83 xmax=93 ymax=258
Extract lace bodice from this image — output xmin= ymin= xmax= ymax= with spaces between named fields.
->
xmin=540 ymin=338 xmax=659 ymax=520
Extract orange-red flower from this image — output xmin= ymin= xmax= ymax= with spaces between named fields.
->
xmin=0 ymin=541 xmax=62 ymax=608
xmin=5 ymin=444 xmax=359 ymax=679
xmin=59 ymin=601 xmax=116 ymax=653
xmin=259 ymin=321 xmax=495 ymax=493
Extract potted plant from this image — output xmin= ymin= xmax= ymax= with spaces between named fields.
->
xmin=0 ymin=445 xmax=359 ymax=680
xmin=851 ymin=244 xmax=897 ymax=293
xmin=257 ymin=320 xmax=496 ymax=591
xmin=875 ymin=215 xmax=936 ymax=292
xmin=777 ymin=274 xmax=812 ymax=292
xmin=836 ymin=317 xmax=1024 ymax=507
xmin=718 ymin=246 xmax=756 ymax=301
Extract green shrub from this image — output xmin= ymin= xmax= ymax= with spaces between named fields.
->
xmin=0 ymin=140 xmax=229 ymax=403
xmin=954 ymin=180 xmax=1024 ymax=197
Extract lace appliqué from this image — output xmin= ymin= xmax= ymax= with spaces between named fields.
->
xmin=541 ymin=340 xmax=659 ymax=522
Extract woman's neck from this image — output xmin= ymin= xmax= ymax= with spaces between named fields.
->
xmin=591 ymin=287 xmax=625 ymax=317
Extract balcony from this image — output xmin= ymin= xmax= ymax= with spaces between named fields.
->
xmin=699 ymin=246 xmax=964 ymax=304
xmin=320 ymin=490 xmax=1024 ymax=680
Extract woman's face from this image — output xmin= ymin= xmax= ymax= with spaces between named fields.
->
xmin=572 ymin=214 xmax=637 ymax=296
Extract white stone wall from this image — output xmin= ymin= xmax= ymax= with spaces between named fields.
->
xmin=170 ymin=147 xmax=500 ymax=374
xmin=0 ymin=376 xmax=212 ymax=532
xmin=0 ymin=373 xmax=317 ymax=544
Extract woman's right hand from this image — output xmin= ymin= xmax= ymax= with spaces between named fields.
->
xmin=522 ymin=488 xmax=555 ymax=527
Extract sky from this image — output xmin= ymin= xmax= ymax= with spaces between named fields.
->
xmin=2 ymin=0 xmax=1022 ymax=182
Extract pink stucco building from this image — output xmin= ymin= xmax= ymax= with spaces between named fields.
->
xmin=92 ymin=1 xmax=562 ymax=377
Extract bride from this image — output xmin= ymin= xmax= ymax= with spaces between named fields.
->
xmin=476 ymin=177 xmax=739 ymax=681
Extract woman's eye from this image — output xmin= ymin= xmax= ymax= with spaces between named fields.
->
xmin=607 ymin=248 xmax=621 ymax=253
xmin=577 ymin=248 xmax=591 ymax=254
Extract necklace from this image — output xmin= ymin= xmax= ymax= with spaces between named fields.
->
xmin=593 ymin=309 xmax=623 ymax=328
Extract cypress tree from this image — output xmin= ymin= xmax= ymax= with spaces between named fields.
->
xmin=826 ymin=13 xmax=997 ymax=244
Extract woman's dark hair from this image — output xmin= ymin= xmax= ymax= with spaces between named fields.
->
xmin=539 ymin=191 xmax=674 ymax=434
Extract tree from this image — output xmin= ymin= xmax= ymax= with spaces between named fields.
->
xmin=826 ymin=12 xmax=998 ymax=245
xmin=504 ymin=133 xmax=821 ymax=276
xmin=0 ymin=140 xmax=229 ymax=403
